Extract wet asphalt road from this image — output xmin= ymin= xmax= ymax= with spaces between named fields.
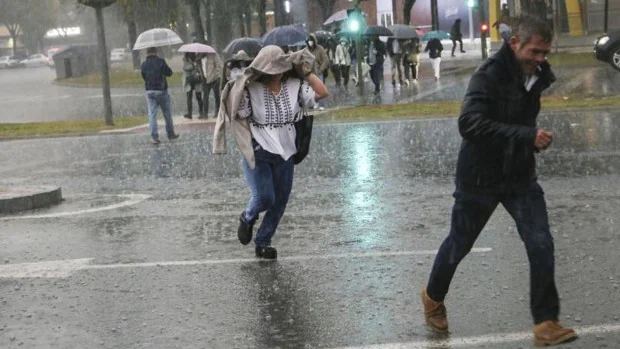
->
xmin=1 ymin=109 xmax=620 ymax=348
xmin=1 ymin=61 xmax=619 ymax=123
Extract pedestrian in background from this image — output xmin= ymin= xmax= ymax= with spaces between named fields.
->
xmin=420 ymin=16 xmax=577 ymax=347
xmin=403 ymin=38 xmax=422 ymax=84
xmin=140 ymin=47 xmax=178 ymax=145
xmin=201 ymin=51 xmax=223 ymax=119
xmin=450 ymin=18 xmax=466 ymax=57
xmin=335 ymin=37 xmax=352 ymax=90
xmin=213 ymin=46 xmax=329 ymax=259
xmin=387 ymin=38 xmax=404 ymax=87
xmin=182 ymin=52 xmax=204 ymax=119
xmin=425 ymin=38 xmax=443 ymax=81
xmin=367 ymin=35 xmax=387 ymax=94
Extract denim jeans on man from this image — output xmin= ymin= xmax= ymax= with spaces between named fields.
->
xmin=242 ymin=146 xmax=295 ymax=248
xmin=426 ymin=182 xmax=559 ymax=324
xmin=146 ymin=90 xmax=175 ymax=139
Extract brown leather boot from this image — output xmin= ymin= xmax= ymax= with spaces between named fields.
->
xmin=533 ymin=321 xmax=577 ymax=346
xmin=421 ymin=288 xmax=448 ymax=332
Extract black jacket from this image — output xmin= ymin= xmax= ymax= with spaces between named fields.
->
xmin=455 ymin=43 xmax=556 ymax=194
xmin=141 ymin=55 xmax=173 ymax=91
xmin=424 ymin=38 xmax=443 ymax=59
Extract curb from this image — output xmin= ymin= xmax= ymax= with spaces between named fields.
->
xmin=0 ymin=186 xmax=63 ymax=214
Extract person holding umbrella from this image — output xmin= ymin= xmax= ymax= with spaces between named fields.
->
xmin=201 ymin=51 xmax=223 ymax=118
xmin=425 ymin=37 xmax=443 ymax=81
xmin=367 ymin=35 xmax=387 ymax=94
xmin=182 ymin=52 xmax=205 ymax=119
xmin=213 ymin=46 xmax=329 ymax=259
xmin=140 ymin=47 xmax=178 ymax=144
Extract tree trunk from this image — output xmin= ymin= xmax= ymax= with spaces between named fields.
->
xmin=6 ymin=24 xmax=20 ymax=55
xmin=128 ymin=20 xmax=141 ymax=70
xmin=403 ymin=0 xmax=416 ymax=25
xmin=274 ymin=0 xmax=286 ymax=26
xmin=257 ymin=0 xmax=267 ymax=35
xmin=203 ymin=0 xmax=213 ymax=43
xmin=245 ymin=3 xmax=252 ymax=37
xmin=95 ymin=6 xmax=114 ymax=126
xmin=189 ymin=0 xmax=206 ymax=43
xmin=238 ymin=6 xmax=246 ymax=37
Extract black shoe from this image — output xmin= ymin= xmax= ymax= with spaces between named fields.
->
xmin=184 ymin=114 xmax=192 ymax=119
xmin=151 ymin=138 xmax=160 ymax=145
xmin=255 ymin=246 xmax=277 ymax=259
xmin=237 ymin=214 xmax=254 ymax=245
xmin=168 ymin=134 xmax=180 ymax=140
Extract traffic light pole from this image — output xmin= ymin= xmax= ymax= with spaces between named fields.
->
xmin=354 ymin=0 xmax=364 ymax=96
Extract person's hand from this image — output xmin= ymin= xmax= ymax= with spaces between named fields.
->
xmin=295 ymin=61 xmax=313 ymax=77
xmin=534 ymin=129 xmax=553 ymax=150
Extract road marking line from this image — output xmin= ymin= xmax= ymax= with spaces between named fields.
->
xmin=331 ymin=323 xmax=620 ymax=349
xmin=0 ymin=194 xmax=151 ymax=220
xmin=0 ymin=248 xmax=492 ymax=278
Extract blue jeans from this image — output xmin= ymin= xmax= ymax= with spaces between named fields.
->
xmin=146 ymin=90 xmax=175 ymax=139
xmin=242 ymin=146 xmax=295 ymax=248
xmin=426 ymin=182 xmax=560 ymax=324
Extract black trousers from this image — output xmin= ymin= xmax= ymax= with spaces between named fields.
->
xmin=186 ymin=84 xmax=203 ymax=117
xmin=340 ymin=65 xmax=350 ymax=87
xmin=370 ymin=63 xmax=383 ymax=93
xmin=203 ymin=79 xmax=221 ymax=118
xmin=451 ymin=38 xmax=464 ymax=55
xmin=331 ymin=63 xmax=341 ymax=86
xmin=426 ymin=182 xmax=560 ymax=324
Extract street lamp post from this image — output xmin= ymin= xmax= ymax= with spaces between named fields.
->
xmin=79 ymin=0 xmax=117 ymax=126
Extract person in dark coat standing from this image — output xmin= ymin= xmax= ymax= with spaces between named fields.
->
xmin=420 ymin=16 xmax=577 ymax=347
xmin=450 ymin=18 xmax=466 ymax=57
xmin=367 ymin=35 xmax=386 ymax=94
xmin=140 ymin=47 xmax=178 ymax=145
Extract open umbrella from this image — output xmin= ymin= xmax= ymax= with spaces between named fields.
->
xmin=421 ymin=30 xmax=451 ymax=41
xmin=178 ymin=43 xmax=216 ymax=53
xmin=323 ymin=9 xmax=348 ymax=25
xmin=222 ymin=37 xmax=263 ymax=59
xmin=387 ymin=24 xmax=419 ymax=39
xmin=133 ymin=28 xmax=183 ymax=50
xmin=364 ymin=26 xmax=394 ymax=37
xmin=313 ymin=30 xmax=334 ymax=47
xmin=262 ymin=24 xmax=308 ymax=47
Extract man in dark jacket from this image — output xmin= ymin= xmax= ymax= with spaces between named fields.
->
xmin=367 ymin=35 xmax=386 ymax=94
xmin=421 ymin=16 xmax=577 ymax=346
xmin=141 ymin=47 xmax=178 ymax=144
xmin=450 ymin=18 xmax=466 ymax=56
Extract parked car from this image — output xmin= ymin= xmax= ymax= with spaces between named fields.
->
xmin=0 ymin=55 xmax=23 ymax=68
xmin=110 ymin=48 xmax=130 ymax=62
xmin=20 ymin=54 xmax=50 ymax=67
xmin=594 ymin=30 xmax=620 ymax=72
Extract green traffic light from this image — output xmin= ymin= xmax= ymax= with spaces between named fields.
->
xmin=348 ymin=19 xmax=361 ymax=32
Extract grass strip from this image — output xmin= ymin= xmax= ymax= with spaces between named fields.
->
xmin=323 ymin=95 xmax=620 ymax=121
xmin=0 ymin=116 xmax=146 ymax=138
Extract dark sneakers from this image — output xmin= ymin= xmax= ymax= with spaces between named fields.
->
xmin=255 ymin=246 xmax=277 ymax=259
xmin=168 ymin=134 xmax=180 ymax=140
xmin=237 ymin=214 xmax=254 ymax=245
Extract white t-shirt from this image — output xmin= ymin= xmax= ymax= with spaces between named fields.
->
xmin=237 ymin=78 xmax=317 ymax=160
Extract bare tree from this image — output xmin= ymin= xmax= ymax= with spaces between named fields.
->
xmin=186 ymin=0 xmax=206 ymax=43
xmin=404 ymin=0 xmax=416 ymax=25
xmin=21 ymin=0 xmax=59 ymax=54
xmin=117 ymin=0 xmax=141 ymax=69
xmin=257 ymin=0 xmax=267 ymax=36
xmin=0 ymin=0 xmax=28 ymax=54
xmin=316 ymin=0 xmax=337 ymax=22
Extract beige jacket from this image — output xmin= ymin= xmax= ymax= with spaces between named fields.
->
xmin=212 ymin=46 xmax=316 ymax=169
xmin=201 ymin=52 xmax=223 ymax=84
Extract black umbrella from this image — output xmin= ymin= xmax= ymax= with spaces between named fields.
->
xmin=262 ymin=24 xmax=309 ymax=47
xmin=222 ymin=37 xmax=263 ymax=59
xmin=364 ymin=26 xmax=394 ymax=37
xmin=313 ymin=30 xmax=334 ymax=46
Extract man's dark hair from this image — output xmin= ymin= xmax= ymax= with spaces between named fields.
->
xmin=512 ymin=16 xmax=553 ymax=46
xmin=146 ymin=47 xmax=157 ymax=55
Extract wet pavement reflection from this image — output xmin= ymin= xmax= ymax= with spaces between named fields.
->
xmin=1 ymin=110 xmax=620 ymax=348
